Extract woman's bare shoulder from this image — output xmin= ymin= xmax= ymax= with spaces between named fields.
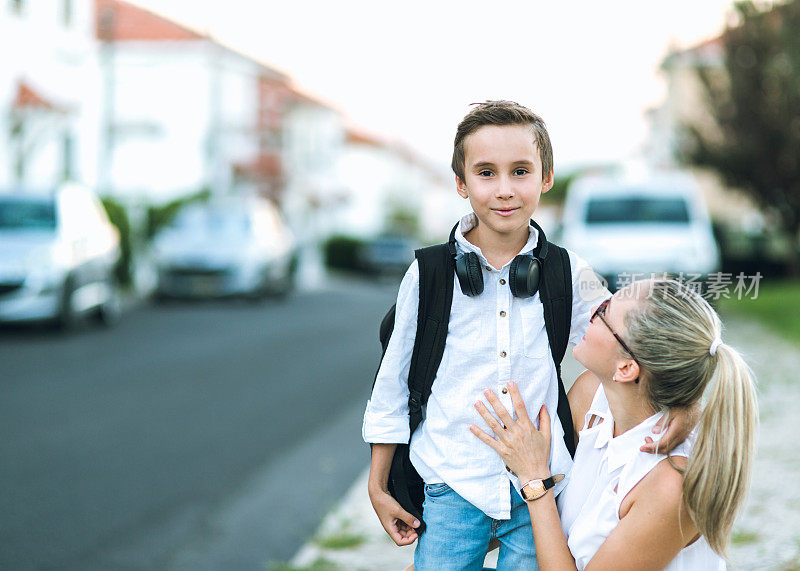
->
xmin=622 ymin=455 xmax=690 ymax=520
xmin=567 ymin=370 xmax=602 ymax=434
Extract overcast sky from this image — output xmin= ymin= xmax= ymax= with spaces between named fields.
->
xmin=130 ymin=0 xmax=738 ymax=173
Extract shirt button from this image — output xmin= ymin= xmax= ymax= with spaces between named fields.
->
xmin=485 ymin=265 xmax=492 ymax=271
xmin=499 ymin=310 xmax=507 ymax=317
xmin=499 ymin=279 xmax=506 ymax=285
xmin=501 ymin=387 xmax=508 ymax=394
xmin=500 ymin=351 xmax=507 ymax=358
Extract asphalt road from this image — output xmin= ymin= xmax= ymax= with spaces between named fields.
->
xmin=0 ymin=279 xmax=398 ymax=570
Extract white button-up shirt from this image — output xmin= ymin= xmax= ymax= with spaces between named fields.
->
xmin=363 ymin=213 xmax=608 ymax=519
xmin=558 ymin=384 xmax=723 ymax=570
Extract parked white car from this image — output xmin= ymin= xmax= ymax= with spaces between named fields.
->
xmin=560 ymin=172 xmax=720 ymax=290
xmin=152 ymin=199 xmax=297 ymax=299
xmin=0 ymin=184 xmax=121 ymax=327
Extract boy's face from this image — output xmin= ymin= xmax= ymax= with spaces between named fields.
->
xmin=456 ymin=124 xmax=554 ymax=243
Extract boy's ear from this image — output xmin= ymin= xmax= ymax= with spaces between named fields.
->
xmin=456 ymin=176 xmax=469 ymax=199
xmin=541 ymin=169 xmax=555 ymax=194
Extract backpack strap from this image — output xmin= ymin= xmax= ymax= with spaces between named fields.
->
xmin=539 ymin=242 xmax=576 ymax=456
xmin=407 ymin=243 xmax=454 ymax=434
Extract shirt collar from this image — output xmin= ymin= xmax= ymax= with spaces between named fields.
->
xmin=598 ymin=409 xmax=666 ymax=473
xmin=453 ymin=212 xmax=540 ymax=268
xmin=585 ymin=384 xmax=666 ymax=473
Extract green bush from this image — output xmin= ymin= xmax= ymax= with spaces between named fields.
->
xmin=323 ymin=235 xmax=367 ymax=273
xmin=100 ymin=197 xmax=133 ymax=288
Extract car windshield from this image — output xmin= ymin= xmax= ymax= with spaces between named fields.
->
xmin=170 ymin=208 xmax=251 ymax=237
xmin=0 ymin=197 xmax=57 ymax=230
xmin=585 ymin=196 xmax=690 ymax=224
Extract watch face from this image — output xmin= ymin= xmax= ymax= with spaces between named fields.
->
xmin=522 ymin=480 xmax=546 ymax=501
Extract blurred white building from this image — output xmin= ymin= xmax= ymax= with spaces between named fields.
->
xmin=1 ymin=0 xmax=457 ymax=253
xmin=336 ymin=126 xmax=458 ymax=242
xmin=95 ymin=0 xmax=296 ymax=204
xmin=0 ymin=0 xmax=101 ymax=190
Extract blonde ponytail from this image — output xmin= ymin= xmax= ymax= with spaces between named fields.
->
xmin=683 ymin=343 xmax=757 ymax=555
xmin=623 ymin=279 xmax=758 ymax=556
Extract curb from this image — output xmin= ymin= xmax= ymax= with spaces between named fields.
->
xmin=289 ymin=467 xmax=416 ymax=570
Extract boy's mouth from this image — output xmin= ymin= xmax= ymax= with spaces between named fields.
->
xmin=492 ymin=207 xmax=520 ymax=217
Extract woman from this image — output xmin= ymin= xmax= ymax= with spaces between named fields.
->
xmin=471 ymin=278 xmax=756 ymax=570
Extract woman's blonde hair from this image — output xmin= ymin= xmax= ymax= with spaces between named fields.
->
xmin=623 ymin=278 xmax=757 ymax=556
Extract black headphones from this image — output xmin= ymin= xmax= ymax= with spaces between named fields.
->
xmin=447 ymin=219 xmax=550 ymax=299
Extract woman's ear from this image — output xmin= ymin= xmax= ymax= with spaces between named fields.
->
xmin=614 ymin=359 xmax=640 ymax=385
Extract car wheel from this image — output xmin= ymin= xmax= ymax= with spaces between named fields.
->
xmin=54 ymin=278 xmax=78 ymax=330
xmin=273 ymin=255 xmax=298 ymax=297
xmin=92 ymin=286 xmax=121 ymax=327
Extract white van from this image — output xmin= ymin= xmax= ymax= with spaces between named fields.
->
xmin=560 ymin=172 xmax=719 ymax=290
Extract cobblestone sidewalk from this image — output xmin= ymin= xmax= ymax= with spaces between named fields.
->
xmin=290 ymin=313 xmax=800 ymax=571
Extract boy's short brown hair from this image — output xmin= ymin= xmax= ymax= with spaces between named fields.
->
xmin=451 ymin=100 xmax=553 ymax=182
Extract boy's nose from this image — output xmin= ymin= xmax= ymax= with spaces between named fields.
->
xmin=495 ymin=178 xmax=514 ymax=198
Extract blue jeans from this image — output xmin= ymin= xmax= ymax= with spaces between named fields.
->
xmin=414 ymin=482 xmax=538 ymax=571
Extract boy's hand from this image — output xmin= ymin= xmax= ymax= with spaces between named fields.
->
xmin=368 ymin=487 xmax=420 ymax=546
xmin=640 ymin=402 xmax=701 ymax=454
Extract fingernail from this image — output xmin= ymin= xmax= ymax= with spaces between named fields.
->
xmin=484 ymin=389 xmax=491 ymax=396
xmin=509 ymin=381 xmax=515 ymax=388
xmin=413 ymin=520 xmax=420 ymax=527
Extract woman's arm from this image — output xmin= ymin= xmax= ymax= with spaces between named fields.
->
xmin=472 ymin=383 xmax=698 ymax=571
xmin=471 ymin=384 xmax=579 ymax=570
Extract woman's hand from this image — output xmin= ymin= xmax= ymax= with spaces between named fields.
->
xmin=470 ymin=381 xmax=552 ymax=482
xmin=641 ymin=401 xmax=700 ymax=454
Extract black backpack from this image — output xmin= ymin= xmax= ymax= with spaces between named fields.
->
xmin=371 ymin=235 xmax=574 ymax=534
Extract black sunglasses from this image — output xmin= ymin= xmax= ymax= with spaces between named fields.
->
xmin=591 ymin=298 xmax=638 ymax=364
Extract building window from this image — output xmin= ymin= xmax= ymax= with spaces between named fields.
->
xmin=62 ymin=0 xmax=73 ymax=26
xmin=10 ymin=0 xmax=24 ymax=15
xmin=10 ymin=118 xmax=25 ymax=182
xmin=62 ymin=132 xmax=74 ymax=181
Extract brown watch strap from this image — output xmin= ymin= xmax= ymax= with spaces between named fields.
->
xmin=521 ymin=474 xmax=565 ymax=501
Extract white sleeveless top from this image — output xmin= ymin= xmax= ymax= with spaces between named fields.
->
xmin=556 ymin=384 xmax=725 ymax=570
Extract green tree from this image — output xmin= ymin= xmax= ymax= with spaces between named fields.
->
xmin=682 ymin=0 xmax=800 ymax=275
xmin=384 ymin=199 xmax=420 ymax=238
xmin=541 ymin=172 xmax=578 ymax=205
xmin=145 ymin=187 xmax=211 ymax=239
xmin=100 ymin=197 xmax=133 ymax=287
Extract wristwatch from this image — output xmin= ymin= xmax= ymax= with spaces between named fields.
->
xmin=520 ymin=474 xmax=565 ymax=501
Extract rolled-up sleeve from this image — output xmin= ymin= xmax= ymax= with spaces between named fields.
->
xmin=362 ymin=260 xmax=419 ymax=444
xmin=568 ymin=251 xmax=611 ymax=346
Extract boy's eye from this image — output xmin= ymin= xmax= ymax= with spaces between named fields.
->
xmin=478 ymin=170 xmax=494 ymax=177
xmin=514 ymin=168 xmax=529 ymax=176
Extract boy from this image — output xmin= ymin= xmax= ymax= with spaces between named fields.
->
xmin=363 ymin=101 xmax=686 ymax=569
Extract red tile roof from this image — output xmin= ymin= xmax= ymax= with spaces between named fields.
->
xmin=95 ymin=0 xmax=206 ymax=41
xmin=233 ymin=153 xmax=283 ymax=180
xmin=346 ymin=126 xmax=385 ymax=148
xmin=12 ymin=80 xmax=66 ymax=112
